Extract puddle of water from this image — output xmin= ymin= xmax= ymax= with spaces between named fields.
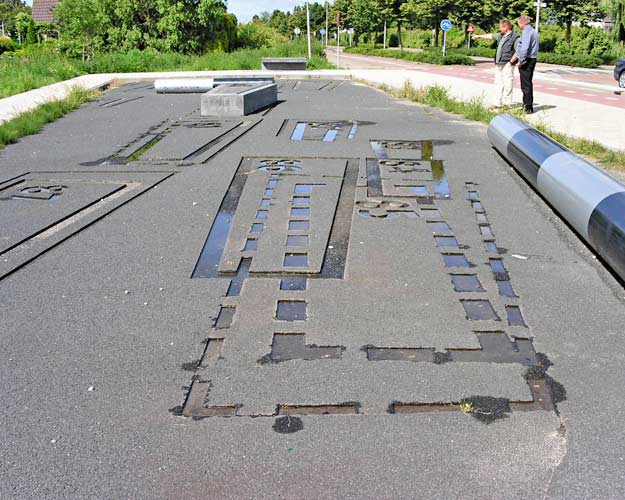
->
xmin=490 ymin=258 xmax=507 ymax=274
xmin=347 ymin=123 xmax=358 ymax=139
xmin=276 ymin=301 xmax=307 ymax=321
xmin=291 ymin=123 xmax=306 ymax=141
xmin=294 ymin=184 xmax=314 ymax=194
xmin=289 ymin=220 xmax=310 ymax=231
xmin=443 ymin=254 xmax=472 ymax=268
xmin=497 ymin=280 xmax=517 ymax=298
xmin=431 ymin=160 xmax=450 ymax=199
xmin=225 ymin=258 xmax=251 ymax=297
xmin=256 ymin=210 xmax=269 ymax=220
xmin=323 ymin=129 xmax=338 ymax=142
xmin=412 ymin=186 xmax=430 ymax=196
xmin=250 ymin=223 xmax=264 ymax=233
xmin=370 ymin=141 xmax=389 ymax=160
xmin=242 ymin=239 xmax=257 ymax=251
xmin=284 ymin=253 xmax=308 ymax=267
xmin=472 ymin=201 xmax=484 ymax=211
xmin=428 ymin=221 xmax=451 ymax=233
xmin=280 ymin=278 xmax=308 ymax=291
xmin=287 ymin=235 xmax=309 ymax=246
xmin=506 ymin=306 xmax=527 ymax=327
xmin=214 ymin=306 xmax=236 ymax=328
xmin=435 ymin=236 xmax=459 ymax=248
xmin=451 ymin=274 xmax=485 ymax=292
xmin=461 ymin=300 xmax=500 ymax=321
xmin=291 ymin=207 xmax=311 ymax=217
xmin=484 ymin=241 xmax=498 ymax=253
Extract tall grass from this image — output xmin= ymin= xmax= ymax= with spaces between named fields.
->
xmin=0 ymin=87 xmax=96 ymax=148
xmin=0 ymin=42 xmax=331 ymax=99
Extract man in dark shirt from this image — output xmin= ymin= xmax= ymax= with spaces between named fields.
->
xmin=473 ymin=20 xmax=520 ymax=109
xmin=510 ymin=15 xmax=539 ymax=113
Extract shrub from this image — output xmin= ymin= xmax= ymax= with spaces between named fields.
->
xmin=344 ymin=45 xmax=475 ymax=65
xmin=538 ymin=52 xmax=602 ymax=68
xmin=0 ymin=36 xmax=16 ymax=54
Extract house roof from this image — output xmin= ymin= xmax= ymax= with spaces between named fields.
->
xmin=32 ymin=0 xmax=61 ymax=23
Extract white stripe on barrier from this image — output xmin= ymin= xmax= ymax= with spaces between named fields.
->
xmin=537 ymin=151 xmax=625 ymax=239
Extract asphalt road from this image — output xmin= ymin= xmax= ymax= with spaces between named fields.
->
xmin=1 ymin=79 xmax=625 ymax=499
xmin=327 ymin=47 xmax=625 ymax=110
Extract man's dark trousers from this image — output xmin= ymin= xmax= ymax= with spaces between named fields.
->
xmin=519 ymin=58 xmax=537 ymax=112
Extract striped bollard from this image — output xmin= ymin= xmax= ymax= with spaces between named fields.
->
xmin=488 ymin=114 xmax=625 ymax=282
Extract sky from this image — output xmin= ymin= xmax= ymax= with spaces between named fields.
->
xmin=23 ymin=1 xmax=306 ymax=23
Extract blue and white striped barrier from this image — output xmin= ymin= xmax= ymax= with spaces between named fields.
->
xmin=488 ymin=114 xmax=625 ymax=282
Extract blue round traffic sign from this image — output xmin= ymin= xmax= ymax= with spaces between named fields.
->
xmin=440 ymin=19 xmax=452 ymax=31
xmin=320 ymin=28 xmax=326 ymax=35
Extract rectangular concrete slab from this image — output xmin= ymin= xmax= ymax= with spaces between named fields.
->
xmin=201 ymin=83 xmax=277 ymax=117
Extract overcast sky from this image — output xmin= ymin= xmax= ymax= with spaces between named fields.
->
xmin=23 ymin=0 xmax=306 ymax=23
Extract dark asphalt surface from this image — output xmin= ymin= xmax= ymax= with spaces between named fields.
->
xmin=1 ymin=79 xmax=624 ymax=499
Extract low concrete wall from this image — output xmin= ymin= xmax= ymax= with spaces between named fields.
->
xmin=489 ymin=113 xmax=625 ymax=281
xmin=261 ymin=58 xmax=307 ymax=71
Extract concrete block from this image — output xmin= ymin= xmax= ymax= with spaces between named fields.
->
xmin=261 ymin=57 xmax=307 ymax=71
xmin=201 ymin=83 xmax=278 ymax=117
xmin=154 ymin=78 xmax=214 ymax=94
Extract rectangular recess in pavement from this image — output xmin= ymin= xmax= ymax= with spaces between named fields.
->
xmin=192 ymin=157 xmax=358 ymax=280
xmin=0 ymin=171 xmax=173 ymax=281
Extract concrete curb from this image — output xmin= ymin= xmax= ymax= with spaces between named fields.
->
xmin=489 ymin=113 xmax=625 ymax=281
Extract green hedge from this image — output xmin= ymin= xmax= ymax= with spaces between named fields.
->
xmin=344 ymin=46 xmax=475 ymax=66
xmin=450 ymin=47 xmax=602 ymax=68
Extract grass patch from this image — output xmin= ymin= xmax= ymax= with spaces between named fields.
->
xmin=344 ymin=45 xmax=475 ymax=66
xmin=0 ymin=42 xmax=331 ymax=99
xmin=383 ymin=82 xmax=625 ymax=171
xmin=0 ymin=86 xmax=96 ymax=149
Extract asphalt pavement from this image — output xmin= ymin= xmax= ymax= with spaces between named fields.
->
xmin=1 ymin=78 xmax=625 ymax=499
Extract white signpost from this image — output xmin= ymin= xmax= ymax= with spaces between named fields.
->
xmin=306 ymin=2 xmax=312 ymax=60
xmin=534 ymin=1 xmax=547 ymax=33
xmin=440 ymin=19 xmax=452 ymax=57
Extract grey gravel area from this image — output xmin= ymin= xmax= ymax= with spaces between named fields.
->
xmin=1 ymin=79 xmax=624 ymax=499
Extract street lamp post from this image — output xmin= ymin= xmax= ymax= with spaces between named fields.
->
xmin=306 ymin=2 xmax=312 ymax=60
xmin=534 ymin=1 xmax=547 ymax=33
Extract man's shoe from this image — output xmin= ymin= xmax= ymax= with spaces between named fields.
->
xmin=524 ymin=107 xmax=534 ymax=114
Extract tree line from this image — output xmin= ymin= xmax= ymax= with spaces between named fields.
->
xmin=254 ymin=0 xmax=624 ymax=48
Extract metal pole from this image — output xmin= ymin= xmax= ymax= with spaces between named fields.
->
xmin=443 ymin=31 xmax=447 ymax=57
xmin=383 ymin=18 xmax=387 ymax=49
xmin=337 ymin=18 xmax=341 ymax=69
xmin=536 ymin=2 xmax=541 ymax=33
xmin=325 ymin=1 xmax=329 ymax=47
xmin=306 ymin=2 xmax=312 ymax=60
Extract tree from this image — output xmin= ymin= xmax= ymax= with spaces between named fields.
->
xmin=602 ymin=0 xmax=625 ymax=44
xmin=0 ymin=0 xmax=31 ymax=40
xmin=402 ymin=0 xmax=453 ymax=46
xmin=348 ymin=0 xmax=382 ymax=43
xmin=54 ymin=0 xmax=104 ymax=60
xmin=550 ymin=0 xmax=603 ymax=43
xmin=14 ymin=11 xmax=31 ymax=43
